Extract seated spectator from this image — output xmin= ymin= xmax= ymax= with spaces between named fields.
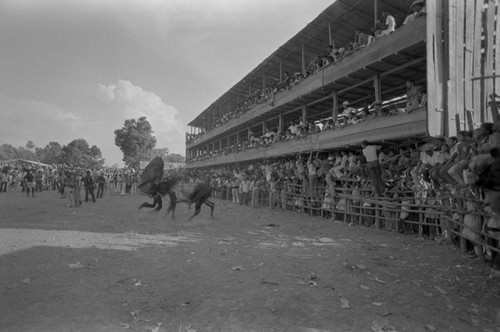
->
xmin=469 ymin=123 xmax=500 ymax=176
xmin=261 ymin=128 xmax=277 ymax=145
xmin=403 ymin=0 xmax=426 ymax=25
xmin=290 ymin=72 xmax=305 ymax=88
xmin=380 ymin=11 xmax=397 ymax=36
xmin=275 ymin=71 xmax=291 ymax=92
xmin=288 ymin=120 xmax=299 ymax=139
xmin=406 ymin=81 xmax=423 ymax=111
xmin=337 ymin=47 xmax=347 ymax=61
xmin=355 ymin=29 xmax=369 ymax=47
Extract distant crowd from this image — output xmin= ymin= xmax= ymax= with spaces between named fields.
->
xmin=0 ymin=164 xmax=141 ymax=207
xmin=186 ymin=2 xmax=426 ymax=145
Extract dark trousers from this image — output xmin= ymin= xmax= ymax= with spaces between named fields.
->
xmin=0 ymin=182 xmax=7 ymax=192
xmin=85 ymin=186 xmax=96 ymax=202
xmin=96 ymin=183 xmax=105 ymax=198
xmin=366 ymin=160 xmax=385 ymax=196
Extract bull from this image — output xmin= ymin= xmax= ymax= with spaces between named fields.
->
xmin=139 ymin=178 xmax=215 ymax=221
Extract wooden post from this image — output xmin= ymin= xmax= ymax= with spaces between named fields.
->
xmin=427 ymin=0 xmax=445 ymax=136
xmin=279 ymin=60 xmax=282 ymax=81
xmin=374 ymin=0 xmax=378 ymax=28
xmin=418 ymin=206 xmax=423 ymax=238
xmin=328 ymin=23 xmax=333 ymax=46
xmin=302 ymin=44 xmax=306 ymax=76
xmin=374 ymin=74 xmax=381 ymax=102
xmin=302 ymin=104 xmax=307 ymax=124
xmin=332 ymin=90 xmax=339 ymax=123
xmin=278 ymin=112 xmax=283 ymax=133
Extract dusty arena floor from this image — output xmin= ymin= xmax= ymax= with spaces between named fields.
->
xmin=1 ymin=190 xmax=499 ymax=332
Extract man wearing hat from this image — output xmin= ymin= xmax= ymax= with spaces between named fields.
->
xmin=404 ymin=0 xmax=426 ymax=25
xmin=82 ymin=170 xmax=96 ymax=203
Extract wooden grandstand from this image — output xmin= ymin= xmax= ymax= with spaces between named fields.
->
xmin=185 ymin=0 xmax=499 ymax=167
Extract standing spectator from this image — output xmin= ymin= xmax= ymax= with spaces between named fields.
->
xmin=83 ymin=170 xmax=96 ymax=203
xmin=0 ymin=170 xmax=7 ymax=192
xmin=96 ymin=172 xmax=106 ymax=199
xmin=239 ymin=175 xmax=251 ymax=206
xmin=361 ymin=141 xmax=385 ymax=196
xmin=35 ymin=169 xmax=44 ymax=192
xmin=74 ymin=171 xmax=83 ymax=206
xmin=64 ymin=172 xmax=76 ymax=207
xmin=307 ymin=151 xmax=318 ymax=195
xmin=24 ymin=169 xmax=35 ymax=197
xmin=231 ymin=176 xmax=240 ymax=204
xmin=295 ymin=154 xmax=309 ymax=193
xmin=130 ymin=172 xmax=138 ymax=195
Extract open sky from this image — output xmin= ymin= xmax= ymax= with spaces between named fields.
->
xmin=0 ymin=0 xmax=333 ymax=166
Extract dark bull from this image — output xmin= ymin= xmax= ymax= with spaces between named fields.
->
xmin=139 ymin=178 xmax=215 ymax=221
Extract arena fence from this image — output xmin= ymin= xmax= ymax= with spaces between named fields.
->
xmin=211 ymin=180 xmax=500 ymax=265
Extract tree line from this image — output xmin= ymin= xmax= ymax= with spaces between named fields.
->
xmin=0 ymin=116 xmax=185 ymax=169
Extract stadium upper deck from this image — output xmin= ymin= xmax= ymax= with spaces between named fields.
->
xmin=185 ymin=0 xmax=498 ymax=168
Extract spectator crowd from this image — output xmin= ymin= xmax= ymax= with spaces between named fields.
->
xmin=186 ymin=1 xmax=427 ymax=146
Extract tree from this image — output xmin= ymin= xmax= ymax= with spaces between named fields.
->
xmin=114 ymin=117 xmax=157 ymax=168
xmin=59 ymin=139 xmax=104 ymax=169
xmin=26 ymin=140 xmax=35 ymax=151
xmin=36 ymin=142 xmax=62 ymax=165
xmin=0 ymin=144 xmax=36 ymax=160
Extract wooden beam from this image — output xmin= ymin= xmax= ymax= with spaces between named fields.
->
xmin=302 ymin=104 xmax=307 ymax=124
xmin=374 ymin=74 xmax=381 ymax=102
xmin=332 ymin=90 xmax=339 ymax=122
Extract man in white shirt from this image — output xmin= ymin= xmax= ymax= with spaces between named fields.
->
xmin=361 ymin=140 xmax=385 ymax=195
xmin=380 ymin=11 xmax=396 ymax=36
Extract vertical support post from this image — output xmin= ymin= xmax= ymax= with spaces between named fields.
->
xmin=236 ymin=131 xmax=239 ymax=144
xmin=374 ymin=74 xmax=382 ymax=102
xmin=332 ymin=90 xmax=339 ymax=122
xmin=278 ymin=112 xmax=283 ymax=133
xmin=301 ymin=44 xmax=306 ymax=76
xmin=262 ymin=120 xmax=266 ymax=134
xmin=328 ymin=23 xmax=333 ymax=47
xmin=302 ymin=104 xmax=307 ymax=124
xmin=374 ymin=0 xmax=378 ymax=28
xmin=418 ymin=206 xmax=424 ymax=238
xmin=279 ymin=61 xmax=283 ymax=81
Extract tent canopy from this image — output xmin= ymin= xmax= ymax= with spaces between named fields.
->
xmin=0 ymin=159 xmax=53 ymax=168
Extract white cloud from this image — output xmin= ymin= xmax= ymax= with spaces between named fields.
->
xmin=97 ymin=80 xmax=186 ymax=152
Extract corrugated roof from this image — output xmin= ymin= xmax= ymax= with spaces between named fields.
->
xmin=188 ymin=0 xmax=416 ymax=127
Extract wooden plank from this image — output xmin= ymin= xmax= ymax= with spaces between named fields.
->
xmin=455 ymin=0 xmax=465 ymax=127
xmin=448 ymin=0 xmax=458 ymax=136
xmin=466 ymin=110 xmax=474 ymax=131
xmin=464 ymin=0 xmax=475 ymax=121
xmin=427 ymin=0 xmax=445 ymax=137
xmin=472 ymin=0 xmax=484 ymax=125
xmin=496 ymin=0 xmax=500 ymax=99
xmin=485 ymin=0 xmax=496 ymax=122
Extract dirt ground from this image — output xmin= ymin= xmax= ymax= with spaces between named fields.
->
xmin=1 ymin=189 xmax=500 ymax=332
